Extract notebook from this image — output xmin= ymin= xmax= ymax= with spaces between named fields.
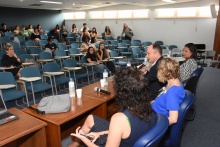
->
xmin=0 ymin=95 xmax=19 ymax=125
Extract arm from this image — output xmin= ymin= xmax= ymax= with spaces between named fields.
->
xmin=87 ymin=58 xmax=98 ymax=63
xmin=168 ymin=111 xmax=178 ymax=125
xmin=106 ymin=113 xmax=127 ymax=147
xmin=96 ymin=51 xmax=103 ymax=60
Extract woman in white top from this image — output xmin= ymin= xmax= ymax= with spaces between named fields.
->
xmin=70 ymin=24 xmax=78 ymax=34
xmin=180 ymin=43 xmax=198 ymax=81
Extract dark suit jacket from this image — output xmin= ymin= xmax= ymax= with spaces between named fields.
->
xmin=145 ymin=57 xmax=165 ymax=100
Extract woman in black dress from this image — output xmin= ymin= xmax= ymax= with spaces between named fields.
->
xmin=1 ymin=43 xmax=22 ymax=77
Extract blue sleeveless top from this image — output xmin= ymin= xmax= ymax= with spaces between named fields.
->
xmin=120 ymin=109 xmax=156 ymax=147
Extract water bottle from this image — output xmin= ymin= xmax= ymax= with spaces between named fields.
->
xmin=69 ymin=78 xmax=75 ymax=98
xmin=127 ymin=60 xmax=131 ymax=67
xmin=103 ymin=68 xmax=108 ymax=86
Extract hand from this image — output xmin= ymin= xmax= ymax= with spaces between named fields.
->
xmin=141 ymin=66 xmax=147 ymax=73
xmin=86 ymin=132 xmax=100 ymax=143
xmin=14 ymin=53 xmax=18 ymax=59
xmin=71 ymin=127 xmax=90 ymax=142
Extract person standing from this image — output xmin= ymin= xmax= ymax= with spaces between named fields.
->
xmin=121 ymin=22 xmax=133 ymax=41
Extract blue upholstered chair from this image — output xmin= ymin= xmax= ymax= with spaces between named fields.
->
xmin=159 ymin=90 xmax=195 ymax=147
xmin=20 ymin=67 xmax=53 ymax=104
xmin=169 ymin=45 xmax=178 ymax=50
xmin=142 ymin=41 xmax=152 ymax=48
xmin=40 ymin=34 xmax=48 ymax=40
xmin=10 ymin=42 xmax=21 ymax=50
xmin=70 ymin=43 xmax=79 ymax=49
xmin=155 ymin=41 xmax=164 ymax=45
xmin=109 ymin=51 xmax=127 ymax=68
xmin=14 ymin=49 xmax=27 ymax=56
xmin=18 ymin=54 xmax=35 ymax=63
xmin=63 ymin=59 xmax=90 ymax=88
xmin=0 ymin=72 xmax=29 ymax=106
xmin=131 ymin=47 xmax=145 ymax=65
xmin=134 ymin=114 xmax=169 ymax=147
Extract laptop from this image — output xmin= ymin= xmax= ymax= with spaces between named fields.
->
xmin=0 ymin=95 xmax=19 ymax=125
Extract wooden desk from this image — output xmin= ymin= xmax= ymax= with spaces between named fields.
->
xmin=0 ymin=108 xmax=47 ymax=147
xmin=82 ymin=77 xmax=116 ymax=119
xmin=22 ymin=96 xmax=105 ymax=147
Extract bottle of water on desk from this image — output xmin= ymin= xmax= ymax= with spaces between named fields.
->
xmin=127 ymin=60 xmax=131 ymax=67
xmin=103 ymin=68 xmax=108 ymax=86
xmin=69 ymin=78 xmax=75 ymax=98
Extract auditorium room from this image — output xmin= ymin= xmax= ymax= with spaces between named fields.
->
xmin=0 ymin=0 xmax=220 ymax=147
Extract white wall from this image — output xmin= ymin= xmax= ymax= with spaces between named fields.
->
xmin=65 ymin=10 xmax=216 ymax=50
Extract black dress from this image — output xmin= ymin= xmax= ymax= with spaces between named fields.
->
xmin=1 ymin=54 xmax=22 ymax=76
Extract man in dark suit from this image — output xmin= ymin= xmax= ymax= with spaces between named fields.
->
xmin=142 ymin=44 xmax=165 ymax=100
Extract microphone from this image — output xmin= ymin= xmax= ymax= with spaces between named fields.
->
xmin=94 ymin=87 xmax=111 ymax=95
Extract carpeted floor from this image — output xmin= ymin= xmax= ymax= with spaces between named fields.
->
xmin=181 ymin=67 xmax=220 ymax=147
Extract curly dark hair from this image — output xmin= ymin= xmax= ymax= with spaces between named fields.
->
xmin=185 ymin=43 xmax=197 ymax=59
xmin=113 ymin=67 xmax=153 ymax=122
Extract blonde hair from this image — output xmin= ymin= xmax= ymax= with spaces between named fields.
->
xmin=157 ymin=58 xmax=180 ymax=83
xmin=4 ymin=43 xmax=13 ymax=51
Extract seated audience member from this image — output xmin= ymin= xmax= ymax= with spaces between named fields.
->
xmin=90 ymin=27 xmax=98 ymax=38
xmin=19 ymin=25 xmax=29 ymax=40
xmin=96 ymin=43 xmax=116 ymax=74
xmin=60 ymin=24 xmax=68 ymax=42
xmin=37 ymin=24 xmax=46 ymax=35
xmin=104 ymin=26 xmax=112 ymax=37
xmin=1 ymin=43 xmax=22 ymax=78
xmin=151 ymin=58 xmax=185 ymax=125
xmin=0 ymin=23 xmax=10 ymax=35
xmin=31 ymin=28 xmax=41 ymax=45
xmin=54 ymin=24 xmax=60 ymax=40
xmin=180 ymin=43 xmax=198 ymax=81
xmin=80 ymin=23 xmax=89 ymax=34
xmin=81 ymin=27 xmax=90 ymax=38
xmin=141 ymin=44 xmax=166 ymax=100
xmin=70 ymin=24 xmax=78 ymax=34
xmin=85 ymin=46 xmax=110 ymax=78
xmin=27 ymin=24 xmax=34 ymax=36
xmin=70 ymin=67 xmax=156 ymax=147
xmin=80 ymin=36 xmax=91 ymax=52
xmin=45 ymin=37 xmax=58 ymax=56
xmin=13 ymin=25 xmax=20 ymax=36
xmin=90 ymin=37 xmax=102 ymax=51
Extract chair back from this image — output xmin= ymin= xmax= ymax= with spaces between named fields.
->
xmin=53 ymin=39 xmax=59 ymax=47
xmin=38 ymin=40 xmax=48 ymax=46
xmin=81 ymin=56 xmax=87 ymax=63
xmin=142 ymin=41 xmax=152 ymax=47
xmin=0 ymin=36 xmax=11 ymax=43
xmin=134 ymin=114 xmax=169 ymax=147
xmin=4 ymin=32 xmax=14 ymax=37
xmin=169 ymin=45 xmax=178 ymax=50
xmin=122 ymin=40 xmax=131 ymax=45
xmin=54 ymin=50 xmax=66 ymax=56
xmin=43 ymin=62 xmax=60 ymax=72
xmin=70 ymin=43 xmax=79 ymax=48
xmin=155 ymin=41 xmax=164 ymax=45
xmin=25 ymin=41 xmax=36 ymax=47
xmin=132 ymin=47 xmax=142 ymax=58
xmin=161 ymin=90 xmax=195 ymax=147
xmin=111 ymin=40 xmax=118 ymax=46
xmin=20 ymin=67 xmax=41 ymax=77
xmin=105 ymin=36 xmax=114 ymax=40
xmin=16 ymin=36 xmax=25 ymax=44
xmin=19 ymin=54 xmax=35 ymax=63
xmin=0 ymin=72 xmax=15 ymax=85
xmin=58 ymin=44 xmax=68 ymax=51
xmin=40 ymin=34 xmax=48 ymax=40
xmin=161 ymin=45 xmax=167 ymax=49
xmin=10 ymin=42 xmax=20 ymax=50
xmin=133 ymin=40 xmax=141 ymax=43
xmin=0 ymin=51 xmax=6 ymax=58
xmin=162 ymin=49 xmax=170 ymax=57
xmin=69 ymin=48 xmax=80 ymax=54
xmin=109 ymin=51 xmax=118 ymax=57
xmin=131 ymin=41 xmax=140 ymax=47
xmin=63 ymin=59 xmax=77 ymax=67
xmin=38 ymin=52 xmax=53 ymax=59
xmin=118 ymin=43 xmax=127 ymax=48
xmin=184 ymin=68 xmax=204 ymax=95
xmin=29 ymin=48 xmax=42 ymax=54
xmin=14 ymin=49 xmax=27 ymax=56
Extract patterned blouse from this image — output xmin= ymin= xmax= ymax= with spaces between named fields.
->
xmin=180 ymin=58 xmax=198 ymax=81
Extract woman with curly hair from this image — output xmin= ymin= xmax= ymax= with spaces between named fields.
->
xmin=70 ymin=67 xmax=156 ymax=147
xmin=152 ymin=58 xmax=185 ymax=125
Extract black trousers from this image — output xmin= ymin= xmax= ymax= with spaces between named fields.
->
xmin=125 ymin=35 xmax=132 ymax=41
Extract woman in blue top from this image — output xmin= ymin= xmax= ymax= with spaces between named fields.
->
xmin=152 ymin=58 xmax=185 ymax=125
xmin=70 ymin=67 xmax=156 ymax=147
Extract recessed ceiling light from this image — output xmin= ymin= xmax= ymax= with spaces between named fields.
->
xmin=72 ymin=3 xmax=75 ymax=5
xmin=40 ymin=1 xmax=63 ymax=4
xmin=162 ymin=0 xmax=176 ymax=3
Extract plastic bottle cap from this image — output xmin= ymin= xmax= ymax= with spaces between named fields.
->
xmin=70 ymin=78 xmax=73 ymax=81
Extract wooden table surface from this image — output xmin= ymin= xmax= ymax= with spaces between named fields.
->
xmin=0 ymin=108 xmax=47 ymax=147
xmin=22 ymin=95 xmax=106 ymax=147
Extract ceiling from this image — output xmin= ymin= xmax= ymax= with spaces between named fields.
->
xmin=0 ymin=0 xmax=218 ymax=11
